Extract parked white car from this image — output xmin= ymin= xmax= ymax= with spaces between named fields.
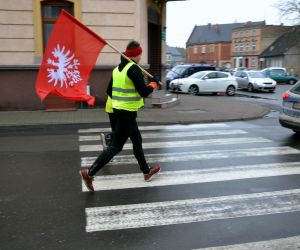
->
xmin=234 ymin=70 xmax=276 ymax=92
xmin=169 ymin=71 xmax=237 ymax=96
xmin=279 ymin=80 xmax=300 ymax=134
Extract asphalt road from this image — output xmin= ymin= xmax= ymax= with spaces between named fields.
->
xmin=1 ymin=111 xmax=300 ymax=249
xmin=235 ymin=84 xmax=291 ymax=111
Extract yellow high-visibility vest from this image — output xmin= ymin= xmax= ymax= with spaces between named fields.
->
xmin=105 ymin=96 xmax=113 ymax=113
xmin=111 ymin=62 xmax=144 ymax=111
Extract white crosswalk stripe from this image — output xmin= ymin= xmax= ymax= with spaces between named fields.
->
xmin=79 ymin=137 xmax=271 ymax=152
xmin=80 ymin=146 xmax=299 ymax=166
xmin=78 ymin=123 xmax=230 ymax=134
xmin=85 ymin=188 xmax=300 ymax=232
xmin=79 ymin=129 xmax=247 ymax=142
xmin=81 ymin=162 xmax=300 ymax=191
xmin=78 ymin=122 xmax=300 ymax=248
xmin=194 ymin=235 xmax=300 ymax=250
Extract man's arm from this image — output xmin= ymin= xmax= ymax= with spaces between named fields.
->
xmin=128 ymin=64 xmax=154 ymax=98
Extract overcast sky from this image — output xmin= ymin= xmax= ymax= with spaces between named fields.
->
xmin=166 ymin=0 xmax=284 ymax=48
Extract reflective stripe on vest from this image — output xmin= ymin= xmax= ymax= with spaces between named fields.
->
xmin=111 ymin=62 xmax=144 ymax=111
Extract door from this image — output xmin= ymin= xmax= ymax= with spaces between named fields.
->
xmin=201 ymin=72 xmax=218 ymax=92
xmin=148 ymin=6 xmax=162 ymax=81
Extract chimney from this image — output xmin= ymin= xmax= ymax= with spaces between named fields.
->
xmin=214 ymin=24 xmax=220 ymax=32
xmin=246 ymin=21 xmax=252 ymax=26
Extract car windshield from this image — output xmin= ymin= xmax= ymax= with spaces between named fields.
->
xmin=189 ymin=71 xmax=206 ymax=79
xmin=271 ymin=69 xmax=286 ymax=76
xmin=248 ymin=71 xmax=265 ymax=78
xmin=166 ymin=66 xmax=187 ymax=78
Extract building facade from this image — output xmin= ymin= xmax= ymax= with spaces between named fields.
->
xmin=166 ymin=45 xmax=185 ymax=67
xmin=231 ymin=23 xmax=292 ymax=70
xmin=186 ymin=22 xmax=264 ymax=69
xmin=260 ymin=26 xmax=300 ymax=77
xmin=0 ymin=0 xmax=181 ymax=110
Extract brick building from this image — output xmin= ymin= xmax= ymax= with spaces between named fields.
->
xmin=186 ymin=22 xmax=264 ymax=69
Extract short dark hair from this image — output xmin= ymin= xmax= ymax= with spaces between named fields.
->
xmin=126 ymin=40 xmax=140 ymax=50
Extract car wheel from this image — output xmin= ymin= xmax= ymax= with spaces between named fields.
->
xmin=188 ymin=85 xmax=199 ymax=95
xmin=289 ymin=80 xmax=295 ymax=85
xmin=226 ymin=85 xmax=236 ymax=96
xmin=247 ymin=83 xmax=254 ymax=92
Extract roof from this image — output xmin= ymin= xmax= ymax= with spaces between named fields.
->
xmin=186 ymin=21 xmax=265 ymax=46
xmin=260 ymin=26 xmax=300 ymax=57
xmin=166 ymin=45 xmax=185 ymax=57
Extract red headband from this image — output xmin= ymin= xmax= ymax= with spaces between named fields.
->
xmin=124 ymin=46 xmax=142 ymax=57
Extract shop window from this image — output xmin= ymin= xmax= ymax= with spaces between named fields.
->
xmin=41 ymin=1 xmax=74 ymax=51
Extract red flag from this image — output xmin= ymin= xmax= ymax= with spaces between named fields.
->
xmin=36 ymin=10 xmax=107 ymax=106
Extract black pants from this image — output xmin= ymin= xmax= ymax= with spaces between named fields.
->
xmin=89 ymin=109 xmax=150 ymax=176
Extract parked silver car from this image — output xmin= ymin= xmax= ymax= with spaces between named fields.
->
xmin=234 ymin=71 xmax=276 ymax=92
xmin=279 ymin=80 xmax=300 ymax=134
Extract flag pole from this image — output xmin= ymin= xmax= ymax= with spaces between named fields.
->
xmin=105 ymin=41 xmax=163 ymax=86
xmin=59 ymin=10 xmax=162 ymax=86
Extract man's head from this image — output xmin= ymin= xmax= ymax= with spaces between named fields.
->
xmin=124 ymin=40 xmax=142 ymax=63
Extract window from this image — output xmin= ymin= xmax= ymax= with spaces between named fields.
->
xmin=207 ymin=72 xmax=217 ymax=79
xmin=240 ymin=43 xmax=244 ymax=52
xmin=193 ymin=47 xmax=198 ymax=54
xmin=201 ymin=46 xmax=206 ymax=54
xmin=245 ymin=42 xmax=249 ymax=51
xmin=41 ymin=1 xmax=74 ymax=50
xmin=252 ymin=29 xmax=256 ymax=36
xmin=235 ymin=71 xmax=242 ymax=77
xmin=240 ymin=72 xmax=247 ymax=78
xmin=251 ymin=57 xmax=256 ymax=67
xmin=291 ymin=81 xmax=300 ymax=94
xmin=234 ymin=42 xmax=238 ymax=51
xmin=252 ymin=41 xmax=256 ymax=51
xmin=210 ymin=45 xmax=214 ymax=53
xmin=217 ymin=72 xmax=228 ymax=78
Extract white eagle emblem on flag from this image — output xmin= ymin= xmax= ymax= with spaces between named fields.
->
xmin=47 ymin=44 xmax=82 ymax=88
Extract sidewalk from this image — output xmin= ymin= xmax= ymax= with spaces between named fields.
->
xmin=0 ymin=94 xmax=270 ymax=128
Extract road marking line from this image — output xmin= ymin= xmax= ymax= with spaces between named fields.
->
xmin=78 ymin=123 xmax=230 ymax=133
xmin=79 ymin=137 xmax=271 ymax=152
xmin=193 ymin=235 xmax=300 ymax=250
xmin=85 ymin=188 xmax=300 ymax=232
xmin=82 ymin=162 xmax=300 ymax=191
xmin=79 ymin=129 xmax=248 ymax=141
xmin=81 ymin=146 xmax=299 ymax=167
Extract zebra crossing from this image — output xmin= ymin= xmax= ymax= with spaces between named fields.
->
xmin=78 ymin=122 xmax=300 ymax=249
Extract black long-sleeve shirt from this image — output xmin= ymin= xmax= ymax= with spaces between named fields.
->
xmin=106 ymin=56 xmax=153 ymax=98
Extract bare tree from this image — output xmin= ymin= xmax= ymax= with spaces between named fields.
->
xmin=276 ymin=0 xmax=300 ymax=24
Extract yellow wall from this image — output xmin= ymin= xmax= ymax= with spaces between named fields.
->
xmin=33 ymin=0 xmax=81 ymax=58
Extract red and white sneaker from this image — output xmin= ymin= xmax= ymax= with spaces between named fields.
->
xmin=79 ymin=169 xmax=94 ymax=192
xmin=144 ymin=164 xmax=161 ymax=182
